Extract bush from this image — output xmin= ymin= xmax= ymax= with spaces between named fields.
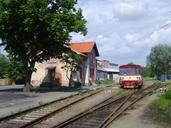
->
xmin=74 ymin=81 xmax=82 ymax=88
xmin=154 ymin=96 xmax=171 ymax=110
xmin=164 ymin=90 xmax=171 ymax=100
xmin=0 ymin=54 xmax=9 ymax=78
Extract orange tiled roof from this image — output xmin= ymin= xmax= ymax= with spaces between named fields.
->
xmin=70 ymin=41 xmax=99 ymax=56
xmin=70 ymin=41 xmax=95 ymax=53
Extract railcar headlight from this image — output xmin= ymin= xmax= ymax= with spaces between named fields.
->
xmin=120 ymin=77 xmax=124 ymax=80
xmin=136 ymin=77 xmax=141 ymax=80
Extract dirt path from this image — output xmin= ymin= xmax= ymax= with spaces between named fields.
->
xmin=108 ymin=92 xmax=169 ymax=128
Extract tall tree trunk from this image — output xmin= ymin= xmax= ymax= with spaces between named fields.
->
xmin=23 ymin=61 xmax=35 ymax=92
xmin=23 ymin=71 xmax=33 ymax=92
xmin=69 ymin=71 xmax=73 ymax=87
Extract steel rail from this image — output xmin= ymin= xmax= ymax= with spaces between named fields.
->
xmin=0 ymin=88 xmax=104 ymax=128
xmin=0 ymin=92 xmax=80 ymax=122
xmin=100 ymin=83 xmax=162 ymax=128
xmin=53 ymin=82 xmax=163 ymax=128
xmin=20 ymin=88 xmax=104 ymax=128
xmin=53 ymin=93 xmax=131 ymax=128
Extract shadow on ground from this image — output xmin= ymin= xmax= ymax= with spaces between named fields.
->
xmin=0 ymin=85 xmax=84 ymax=93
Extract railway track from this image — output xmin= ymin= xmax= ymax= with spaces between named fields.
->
xmin=0 ymin=88 xmax=105 ymax=128
xmin=30 ymin=90 xmax=131 ymax=128
xmin=53 ymin=83 xmax=162 ymax=128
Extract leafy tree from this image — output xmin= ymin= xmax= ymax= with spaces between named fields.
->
xmin=127 ymin=62 xmax=135 ymax=65
xmin=0 ymin=54 xmax=8 ymax=78
xmin=0 ymin=0 xmax=87 ymax=91
xmin=147 ymin=44 xmax=171 ymax=80
xmin=0 ymin=54 xmax=28 ymax=82
xmin=61 ymin=51 xmax=83 ymax=87
xmin=7 ymin=55 xmax=26 ymax=81
xmin=142 ymin=67 xmax=154 ymax=77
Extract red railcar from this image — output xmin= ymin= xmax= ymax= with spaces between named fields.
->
xmin=119 ymin=64 xmax=143 ymax=88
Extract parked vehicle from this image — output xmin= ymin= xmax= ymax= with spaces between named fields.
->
xmin=119 ymin=64 xmax=143 ymax=88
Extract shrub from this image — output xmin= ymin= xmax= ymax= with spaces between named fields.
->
xmin=154 ymin=96 xmax=171 ymax=110
xmin=164 ymin=90 xmax=171 ymax=100
xmin=74 ymin=81 xmax=82 ymax=88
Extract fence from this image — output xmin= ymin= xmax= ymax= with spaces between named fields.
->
xmin=0 ymin=79 xmax=15 ymax=86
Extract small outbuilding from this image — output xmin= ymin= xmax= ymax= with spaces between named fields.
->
xmin=31 ymin=41 xmax=99 ymax=87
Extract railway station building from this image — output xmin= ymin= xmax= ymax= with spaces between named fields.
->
xmin=31 ymin=41 xmax=99 ymax=87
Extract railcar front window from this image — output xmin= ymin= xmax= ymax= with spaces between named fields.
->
xmin=120 ymin=68 xmax=140 ymax=75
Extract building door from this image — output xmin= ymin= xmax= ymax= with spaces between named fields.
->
xmin=109 ymin=73 xmax=113 ymax=80
xmin=48 ymin=68 xmax=56 ymax=86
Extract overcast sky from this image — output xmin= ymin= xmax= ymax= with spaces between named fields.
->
xmin=71 ymin=0 xmax=171 ymax=66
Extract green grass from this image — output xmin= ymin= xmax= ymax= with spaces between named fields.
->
xmin=79 ymin=90 xmax=92 ymax=96
xmin=0 ymin=104 xmax=14 ymax=108
xmin=119 ymin=88 xmax=133 ymax=95
xmin=143 ymin=77 xmax=158 ymax=82
xmin=99 ymin=80 xmax=115 ymax=85
xmin=152 ymin=84 xmax=171 ymax=119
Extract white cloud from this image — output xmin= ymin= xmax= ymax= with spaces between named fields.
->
xmin=125 ymin=33 xmax=141 ymax=43
xmin=131 ymin=21 xmax=171 ymax=48
xmin=113 ymin=2 xmax=148 ymax=21
xmin=70 ymin=33 xmax=86 ymax=42
xmin=72 ymin=0 xmax=171 ymax=66
xmin=143 ymin=25 xmax=171 ymax=47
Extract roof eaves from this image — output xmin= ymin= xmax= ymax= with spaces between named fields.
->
xmin=70 ymin=47 xmax=87 ymax=57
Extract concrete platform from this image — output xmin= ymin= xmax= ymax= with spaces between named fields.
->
xmin=0 ymin=84 xmax=108 ymax=118
xmin=0 ymin=81 xmax=153 ymax=118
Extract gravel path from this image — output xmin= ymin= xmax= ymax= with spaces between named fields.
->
xmin=107 ymin=91 xmax=168 ymax=128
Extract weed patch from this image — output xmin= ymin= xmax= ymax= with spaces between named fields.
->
xmin=99 ymin=80 xmax=115 ymax=85
xmin=148 ymin=83 xmax=171 ymax=125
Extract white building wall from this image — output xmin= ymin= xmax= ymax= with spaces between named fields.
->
xmin=85 ymin=58 xmax=90 ymax=85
